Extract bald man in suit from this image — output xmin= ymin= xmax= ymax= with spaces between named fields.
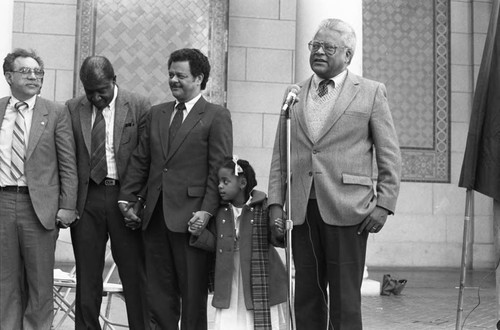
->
xmin=66 ymin=56 xmax=150 ymax=329
xmin=268 ymin=19 xmax=402 ymax=330
xmin=0 ymin=48 xmax=78 ymax=329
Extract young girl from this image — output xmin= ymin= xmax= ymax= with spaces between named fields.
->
xmin=189 ymin=156 xmax=287 ymax=330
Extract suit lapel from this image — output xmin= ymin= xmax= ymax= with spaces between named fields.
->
xmin=0 ymin=97 xmax=9 ymax=129
xmin=294 ymin=78 xmax=315 ymax=144
xmin=26 ymin=97 xmax=49 ymax=160
xmin=166 ymin=97 xmax=206 ymax=162
xmin=79 ymin=98 xmax=93 ymax=156
xmin=113 ymin=91 xmax=129 ymax=155
xmin=316 ymin=72 xmax=359 ymax=142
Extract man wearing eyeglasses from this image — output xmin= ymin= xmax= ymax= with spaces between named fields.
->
xmin=268 ymin=19 xmax=402 ymax=330
xmin=0 ymin=48 xmax=78 ymax=329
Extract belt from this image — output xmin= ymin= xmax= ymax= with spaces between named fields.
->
xmin=100 ymin=178 xmax=119 ymax=186
xmin=0 ymin=186 xmax=29 ymax=194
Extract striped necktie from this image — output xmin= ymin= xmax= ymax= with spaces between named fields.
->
xmin=11 ymin=102 xmax=28 ymax=180
xmin=90 ymin=108 xmax=107 ymax=184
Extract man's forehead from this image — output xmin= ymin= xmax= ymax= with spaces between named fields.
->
xmin=169 ymin=61 xmax=190 ymax=71
xmin=14 ymin=56 xmax=39 ymax=67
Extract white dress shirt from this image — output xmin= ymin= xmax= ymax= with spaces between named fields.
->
xmin=0 ymin=95 xmax=37 ymax=186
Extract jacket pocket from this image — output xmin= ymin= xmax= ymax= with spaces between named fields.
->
xmin=342 ymin=173 xmax=373 ymax=186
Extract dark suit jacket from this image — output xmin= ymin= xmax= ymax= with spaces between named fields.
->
xmin=66 ymin=88 xmax=150 ymax=215
xmin=119 ymin=96 xmax=233 ymax=232
xmin=268 ymin=71 xmax=402 ymax=226
xmin=0 ymin=96 xmax=78 ymax=229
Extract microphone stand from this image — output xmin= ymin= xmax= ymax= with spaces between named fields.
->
xmin=283 ymin=102 xmax=295 ymax=330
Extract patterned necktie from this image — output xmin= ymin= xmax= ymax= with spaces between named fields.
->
xmin=11 ymin=102 xmax=28 ymax=180
xmin=90 ymin=108 xmax=107 ymax=184
xmin=169 ymin=102 xmax=185 ymax=149
xmin=317 ymin=79 xmax=332 ymax=97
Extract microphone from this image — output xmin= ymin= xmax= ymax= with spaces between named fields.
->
xmin=281 ymin=85 xmax=300 ymax=111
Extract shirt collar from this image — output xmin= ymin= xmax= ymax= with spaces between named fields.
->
xmin=175 ymin=93 xmax=202 ymax=112
xmin=9 ymin=94 xmax=37 ymax=110
xmin=313 ymin=69 xmax=348 ymax=88
xmin=108 ymin=85 xmax=118 ymax=110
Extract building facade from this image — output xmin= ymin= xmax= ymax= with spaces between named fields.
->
xmin=0 ymin=0 xmax=495 ymax=269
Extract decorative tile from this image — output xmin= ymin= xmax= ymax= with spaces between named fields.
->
xmin=74 ymin=0 xmax=228 ymax=106
xmin=363 ymin=0 xmax=450 ymax=182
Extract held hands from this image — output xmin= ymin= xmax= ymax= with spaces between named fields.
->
xmin=187 ymin=210 xmax=211 ymax=236
xmin=269 ymin=204 xmax=285 ymax=244
xmin=357 ymin=206 xmax=389 ymax=235
xmin=56 ymin=208 xmax=78 ymax=228
xmin=118 ymin=201 xmax=143 ymax=230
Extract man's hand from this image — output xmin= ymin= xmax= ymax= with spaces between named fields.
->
xmin=269 ymin=204 xmax=285 ymax=242
xmin=357 ymin=206 xmax=389 ymax=235
xmin=118 ymin=201 xmax=142 ymax=230
xmin=187 ymin=211 xmax=211 ymax=236
xmin=56 ymin=208 xmax=78 ymax=228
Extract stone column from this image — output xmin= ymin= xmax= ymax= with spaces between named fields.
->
xmin=295 ymin=0 xmax=363 ymax=81
xmin=0 ymin=0 xmax=14 ymax=96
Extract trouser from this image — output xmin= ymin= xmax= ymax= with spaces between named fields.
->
xmin=71 ymin=181 xmax=148 ymax=330
xmin=292 ymin=199 xmax=368 ymax=330
xmin=0 ymin=190 xmax=57 ymax=330
xmin=144 ymin=200 xmax=209 ymax=330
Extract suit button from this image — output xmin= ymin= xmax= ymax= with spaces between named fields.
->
xmin=163 ymin=168 xmax=168 ymax=172
xmin=219 ymin=249 xmax=223 ymax=253
xmin=250 ymin=219 xmax=254 ymax=224
xmin=309 ymin=171 xmax=313 ymax=176
xmin=220 ymin=234 xmax=224 ymax=238
xmin=222 ymin=219 xmax=226 ymax=223
xmin=313 ymin=150 xmax=318 ymax=154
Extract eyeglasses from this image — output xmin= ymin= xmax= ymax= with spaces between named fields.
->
xmin=308 ymin=41 xmax=345 ymax=56
xmin=10 ymin=67 xmax=45 ymax=78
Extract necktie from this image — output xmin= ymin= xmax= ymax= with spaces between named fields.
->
xmin=317 ymin=79 xmax=332 ymax=97
xmin=169 ymin=103 xmax=185 ymax=149
xmin=90 ymin=108 xmax=107 ymax=184
xmin=11 ymin=102 xmax=28 ymax=180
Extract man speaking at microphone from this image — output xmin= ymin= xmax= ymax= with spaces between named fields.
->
xmin=268 ymin=18 xmax=401 ymax=330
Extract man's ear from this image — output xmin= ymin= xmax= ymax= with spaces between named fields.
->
xmin=195 ymin=74 xmax=204 ymax=86
xmin=4 ymin=73 xmax=12 ymax=86
xmin=345 ymin=49 xmax=353 ymax=63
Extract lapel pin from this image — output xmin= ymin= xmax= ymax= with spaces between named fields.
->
xmin=41 ymin=121 xmax=45 ymax=125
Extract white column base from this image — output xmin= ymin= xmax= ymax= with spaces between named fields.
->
xmin=361 ymin=278 xmax=381 ymax=296
xmin=362 ymin=265 xmax=381 ymax=296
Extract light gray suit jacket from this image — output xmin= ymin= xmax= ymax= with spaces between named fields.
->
xmin=268 ymin=71 xmax=402 ymax=226
xmin=0 ymin=96 xmax=78 ymax=229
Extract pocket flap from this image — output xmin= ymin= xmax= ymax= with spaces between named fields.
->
xmin=342 ymin=173 xmax=373 ymax=186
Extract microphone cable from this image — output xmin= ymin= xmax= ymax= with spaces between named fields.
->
xmin=276 ymin=84 xmax=334 ymax=329
xmin=460 ymin=255 xmax=500 ymax=330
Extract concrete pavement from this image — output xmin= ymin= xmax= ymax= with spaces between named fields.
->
xmin=53 ymin=267 xmax=498 ymax=330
